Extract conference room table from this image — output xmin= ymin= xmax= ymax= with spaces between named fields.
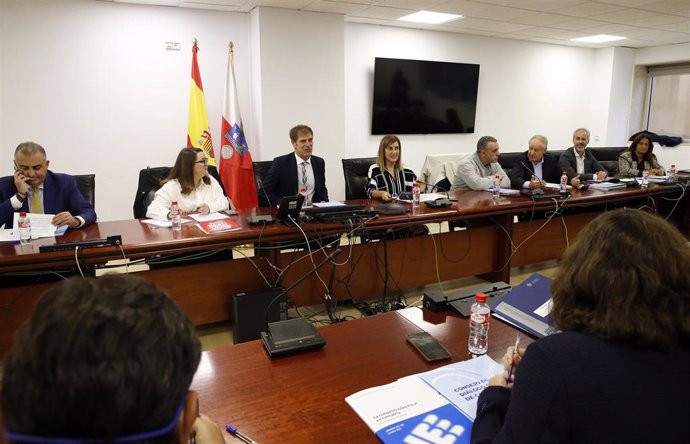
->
xmin=0 ymin=182 xmax=687 ymax=357
xmin=191 ymin=306 xmax=532 ymax=444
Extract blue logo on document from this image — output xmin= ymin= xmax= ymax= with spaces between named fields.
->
xmin=377 ymin=404 xmax=471 ymax=444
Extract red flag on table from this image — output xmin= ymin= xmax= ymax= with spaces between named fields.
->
xmin=219 ymin=42 xmax=258 ymax=210
xmin=187 ymin=38 xmax=216 ymax=167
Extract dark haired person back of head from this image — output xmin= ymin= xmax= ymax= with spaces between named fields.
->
xmin=472 ymin=208 xmax=690 ymax=444
xmin=1 ymin=274 xmax=224 ymax=444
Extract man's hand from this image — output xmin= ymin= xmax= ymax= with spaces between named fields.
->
xmin=14 ymin=170 xmax=29 ymax=195
xmin=529 ymin=175 xmax=545 ymax=189
xmin=595 ymin=171 xmax=607 ymax=180
xmin=52 ymin=211 xmax=80 ymax=228
xmin=570 ymin=175 xmax=581 ymax=187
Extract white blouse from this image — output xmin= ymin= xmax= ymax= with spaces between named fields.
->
xmin=146 ymin=176 xmax=229 ymax=221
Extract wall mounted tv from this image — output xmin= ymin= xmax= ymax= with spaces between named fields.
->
xmin=371 ymin=57 xmax=480 ymax=135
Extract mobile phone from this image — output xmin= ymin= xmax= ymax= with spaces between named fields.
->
xmin=407 ymin=331 xmax=451 ymax=362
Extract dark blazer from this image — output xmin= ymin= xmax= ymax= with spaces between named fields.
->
xmin=558 ymin=147 xmax=605 ymax=182
xmin=0 ymin=170 xmax=97 ymax=228
xmin=509 ymin=152 xmax=561 ymax=188
xmin=261 ymin=152 xmax=328 ymax=206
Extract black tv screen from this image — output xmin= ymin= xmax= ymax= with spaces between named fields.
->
xmin=371 ymin=57 xmax=480 ymax=135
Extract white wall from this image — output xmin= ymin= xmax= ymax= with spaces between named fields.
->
xmin=0 ymin=0 xmax=251 ymax=221
xmin=344 ymin=23 xmax=608 ymax=176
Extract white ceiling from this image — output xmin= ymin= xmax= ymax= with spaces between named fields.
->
xmin=103 ymin=0 xmax=690 ymax=49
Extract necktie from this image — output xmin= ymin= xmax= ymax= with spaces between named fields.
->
xmin=29 ymin=187 xmax=43 ymax=214
xmin=301 ymin=161 xmax=308 ymax=192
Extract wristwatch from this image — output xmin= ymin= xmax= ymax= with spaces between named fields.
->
xmin=15 ymin=192 xmax=26 ymax=203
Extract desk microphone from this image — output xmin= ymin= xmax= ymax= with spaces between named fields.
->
xmin=519 ymin=161 xmax=545 ymax=196
xmin=247 ymin=182 xmax=275 ymax=224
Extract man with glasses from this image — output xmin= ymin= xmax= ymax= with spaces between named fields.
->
xmin=261 ymin=124 xmax=329 ymax=206
xmin=1 ymin=274 xmax=225 ymax=444
xmin=0 ymin=141 xmax=97 ymax=229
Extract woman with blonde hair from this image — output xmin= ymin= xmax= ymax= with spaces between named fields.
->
xmin=366 ymin=135 xmax=417 ymax=201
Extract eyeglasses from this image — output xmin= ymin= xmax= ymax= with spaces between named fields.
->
xmin=194 ymin=158 xmax=208 ymax=166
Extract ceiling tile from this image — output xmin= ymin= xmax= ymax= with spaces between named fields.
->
xmin=512 ymin=12 xmax=572 ymax=26
xmin=513 ymin=26 xmax=563 ymax=37
xmin=657 ymin=20 xmax=690 ymax=33
xmin=550 ymin=17 xmax=608 ymax=31
xmin=377 ymin=0 xmax=447 ymax=9
xmin=582 ymin=22 xmax=637 ymax=34
xmin=636 ymin=0 xmax=690 ymax=14
xmin=510 ymin=0 xmax=587 ymax=13
xmin=625 ymin=12 xmax=688 ymax=27
xmin=435 ymin=2 xmax=536 ymax=21
xmin=302 ymin=0 xmax=369 ymax=14
xmin=590 ymin=8 xmax=653 ymax=23
xmin=547 ymin=1 xmax=625 ymax=18
xmin=347 ymin=5 xmax=416 ymax=20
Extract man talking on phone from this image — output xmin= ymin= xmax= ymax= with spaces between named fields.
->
xmin=0 ymin=141 xmax=96 ymax=229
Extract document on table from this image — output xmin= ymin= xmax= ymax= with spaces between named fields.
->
xmin=346 ymin=354 xmax=503 ymax=443
xmin=0 ymin=229 xmax=19 ymax=242
xmin=141 ymin=218 xmax=194 ymax=228
xmin=11 ymin=213 xmax=68 ymax=238
xmin=188 ymin=212 xmax=230 ymax=222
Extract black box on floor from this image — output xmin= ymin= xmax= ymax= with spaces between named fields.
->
xmin=232 ymin=287 xmax=287 ymax=344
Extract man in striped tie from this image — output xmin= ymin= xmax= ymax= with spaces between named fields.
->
xmin=0 ymin=142 xmax=97 ymax=229
xmin=262 ymin=124 xmax=329 ymax=207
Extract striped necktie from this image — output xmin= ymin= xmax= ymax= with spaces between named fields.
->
xmin=301 ymin=161 xmax=308 ymax=191
xmin=29 ymin=187 xmax=43 ymax=214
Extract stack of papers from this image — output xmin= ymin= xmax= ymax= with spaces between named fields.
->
xmin=346 ymin=355 xmax=503 ymax=443
xmin=588 ymin=181 xmax=626 ymax=190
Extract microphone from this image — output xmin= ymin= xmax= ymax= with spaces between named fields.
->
xmin=415 ymin=179 xmax=453 ymax=200
xmin=519 ymin=161 xmax=544 ymax=196
xmin=247 ymin=180 xmax=275 ymax=224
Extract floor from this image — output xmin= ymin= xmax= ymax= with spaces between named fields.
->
xmin=196 ymin=258 xmax=560 ymax=351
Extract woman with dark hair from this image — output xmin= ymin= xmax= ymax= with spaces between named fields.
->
xmin=366 ymin=135 xmax=417 ymax=201
xmin=147 ymin=147 xmax=229 ymax=220
xmin=618 ymin=132 xmax=665 ymax=177
xmin=472 ymin=209 xmax=689 ymax=444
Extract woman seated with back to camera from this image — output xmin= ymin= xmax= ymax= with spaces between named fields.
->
xmin=472 ymin=208 xmax=689 ymax=444
xmin=618 ymin=132 xmax=665 ymax=178
xmin=366 ymin=135 xmax=418 ymax=201
xmin=147 ymin=147 xmax=229 ymax=220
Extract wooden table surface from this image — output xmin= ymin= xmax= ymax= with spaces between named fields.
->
xmin=192 ymin=307 xmax=533 ymax=444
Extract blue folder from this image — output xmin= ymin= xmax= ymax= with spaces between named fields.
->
xmin=490 ymin=273 xmax=559 ymax=338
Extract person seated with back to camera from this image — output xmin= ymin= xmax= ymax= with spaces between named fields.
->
xmin=366 ymin=134 xmax=417 ymax=201
xmin=1 ymin=274 xmax=225 ymax=444
xmin=146 ymin=147 xmax=229 ymax=221
xmin=471 ymin=208 xmax=689 ymax=444
xmin=618 ymin=132 xmax=665 ymax=178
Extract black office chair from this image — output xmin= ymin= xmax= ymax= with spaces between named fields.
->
xmin=74 ymin=174 xmax=95 ymax=207
xmin=133 ymin=166 xmax=171 ymax=218
xmin=342 ymin=157 xmax=375 ymax=200
xmin=253 ymin=160 xmax=273 ymax=207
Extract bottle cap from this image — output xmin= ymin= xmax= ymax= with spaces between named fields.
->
xmin=172 ymin=201 xmax=178 ymax=204
xmin=19 ymin=211 xmax=27 ymax=217
xmin=475 ymin=292 xmax=488 ymax=303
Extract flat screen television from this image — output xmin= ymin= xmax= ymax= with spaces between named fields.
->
xmin=371 ymin=57 xmax=480 ymax=135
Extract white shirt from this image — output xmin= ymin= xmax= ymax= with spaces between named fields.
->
xmin=575 ymin=151 xmax=586 ymax=175
xmin=296 ymin=157 xmax=315 ymax=204
xmin=146 ymin=176 xmax=229 ymax=221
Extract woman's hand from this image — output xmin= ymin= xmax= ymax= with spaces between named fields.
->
xmin=376 ymin=191 xmax=392 ymax=201
xmin=194 ymin=203 xmax=210 ymax=214
xmin=488 ymin=345 xmax=525 ymax=389
xmin=192 ymin=414 xmax=225 ymax=444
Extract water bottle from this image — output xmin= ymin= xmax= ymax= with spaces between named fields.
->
xmin=641 ymin=170 xmax=649 ymax=188
xmin=412 ymin=181 xmax=421 ymax=208
xmin=492 ymin=174 xmax=501 ymax=200
xmin=669 ymin=164 xmax=676 ymax=180
xmin=18 ymin=212 xmax=31 ymax=244
xmin=468 ymin=292 xmax=490 ymax=355
xmin=560 ymin=171 xmax=568 ymax=195
xmin=170 ymin=201 xmax=182 ymax=231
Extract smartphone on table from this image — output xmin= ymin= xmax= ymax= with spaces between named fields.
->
xmin=407 ymin=331 xmax=452 ymax=362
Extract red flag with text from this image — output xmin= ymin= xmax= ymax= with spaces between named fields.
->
xmin=219 ymin=43 xmax=258 ymax=209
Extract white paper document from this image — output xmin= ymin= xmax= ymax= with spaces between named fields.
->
xmin=11 ymin=213 xmax=65 ymax=238
xmin=0 ymin=229 xmax=19 ymax=242
xmin=188 ymin=212 xmax=230 ymax=222
xmin=313 ymin=201 xmax=346 ymax=208
xmin=141 ymin=218 xmax=194 ymax=228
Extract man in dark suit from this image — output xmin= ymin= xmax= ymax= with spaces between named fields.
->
xmin=262 ymin=124 xmax=329 ymax=206
xmin=0 ymin=142 xmax=97 ymax=229
xmin=509 ymin=135 xmax=561 ymax=189
xmin=558 ymin=128 xmax=607 ymax=187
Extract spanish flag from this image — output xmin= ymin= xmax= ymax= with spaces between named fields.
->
xmin=219 ymin=42 xmax=258 ymax=209
xmin=187 ymin=39 xmax=216 ymax=167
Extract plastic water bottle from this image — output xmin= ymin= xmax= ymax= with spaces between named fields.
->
xmin=18 ymin=212 xmax=31 ymax=244
xmin=641 ymin=170 xmax=649 ymax=188
xmin=492 ymin=174 xmax=501 ymax=200
xmin=669 ymin=164 xmax=676 ymax=180
xmin=412 ymin=181 xmax=421 ymax=208
xmin=170 ymin=201 xmax=182 ymax=231
xmin=468 ymin=292 xmax=490 ymax=355
xmin=560 ymin=171 xmax=568 ymax=195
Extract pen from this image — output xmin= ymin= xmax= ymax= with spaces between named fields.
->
xmin=507 ymin=332 xmax=521 ymax=383
xmin=225 ymin=424 xmax=258 ymax=444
